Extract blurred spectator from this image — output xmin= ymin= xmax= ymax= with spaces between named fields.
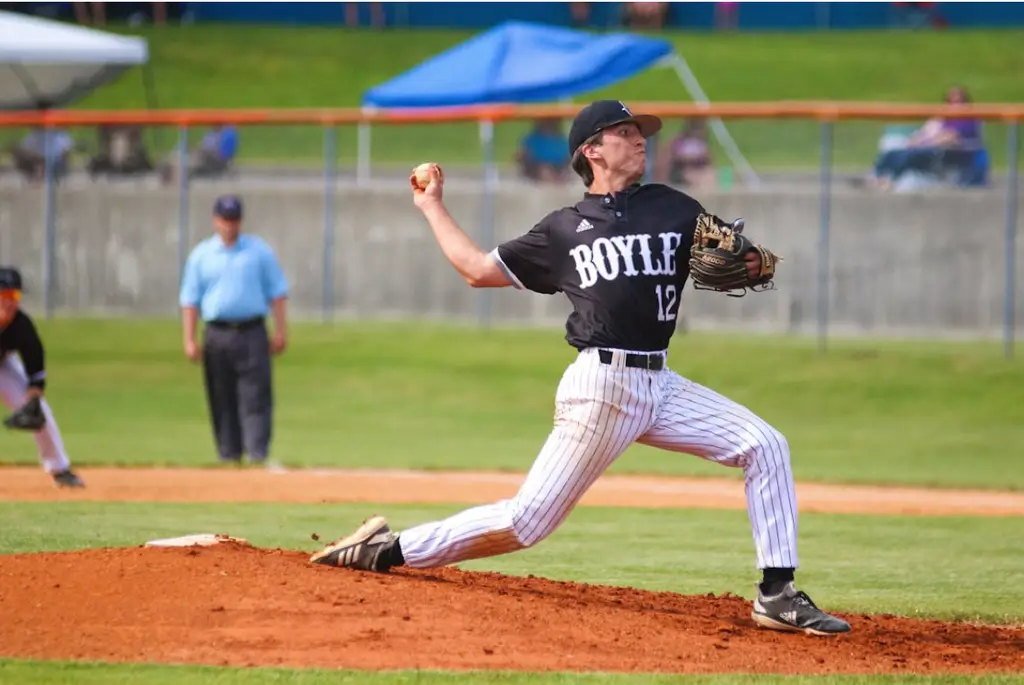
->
xmin=655 ymin=118 xmax=716 ymax=189
xmin=866 ymin=85 xmax=988 ymax=191
xmin=73 ymin=2 xmax=104 ymax=24
xmin=715 ymin=1 xmax=739 ymax=30
xmin=891 ymin=2 xmax=947 ymax=29
xmin=160 ymin=124 xmax=239 ymax=185
xmin=74 ymin=3 xmax=168 ymax=25
xmin=86 ymin=125 xmax=154 ymax=178
xmin=622 ymin=2 xmax=669 ymax=29
xmin=345 ymin=2 xmax=385 ymax=28
xmin=515 ymin=118 xmax=570 ymax=184
xmin=8 ymin=127 xmax=74 ymax=183
xmin=570 ymin=2 xmax=591 ymax=27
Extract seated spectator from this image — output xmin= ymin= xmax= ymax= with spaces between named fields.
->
xmin=8 ymin=126 xmax=74 ymax=182
xmin=622 ymin=2 xmax=669 ymax=29
xmin=867 ymin=85 xmax=987 ymax=190
xmin=87 ymin=125 xmax=153 ymax=178
xmin=515 ymin=118 xmax=569 ymax=184
xmin=345 ymin=2 xmax=385 ymax=27
xmin=570 ymin=2 xmax=591 ymax=27
xmin=890 ymin=2 xmax=947 ymax=29
xmin=656 ymin=118 xmax=716 ymax=189
xmin=160 ymin=124 xmax=239 ymax=184
xmin=715 ymin=1 xmax=739 ymax=30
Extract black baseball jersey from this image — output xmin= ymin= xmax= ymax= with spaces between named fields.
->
xmin=0 ymin=310 xmax=47 ymax=389
xmin=493 ymin=183 xmax=706 ymax=352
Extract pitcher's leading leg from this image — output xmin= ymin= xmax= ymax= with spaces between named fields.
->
xmin=638 ymin=369 xmax=849 ymax=635
xmin=311 ymin=408 xmax=648 ymax=570
xmin=312 ymin=356 xmax=657 ymax=571
xmin=0 ymin=355 xmax=81 ymax=487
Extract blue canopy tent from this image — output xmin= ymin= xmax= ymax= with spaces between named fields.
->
xmin=357 ymin=21 xmax=757 ymax=186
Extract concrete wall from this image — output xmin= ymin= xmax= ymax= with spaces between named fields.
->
xmin=1 ymin=182 xmax=1022 ymax=340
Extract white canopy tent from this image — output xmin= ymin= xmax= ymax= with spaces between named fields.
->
xmin=0 ymin=10 xmax=148 ymax=110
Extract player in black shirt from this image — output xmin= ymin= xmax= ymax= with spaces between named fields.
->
xmin=311 ymin=101 xmax=850 ymax=636
xmin=0 ymin=268 xmax=84 ymax=488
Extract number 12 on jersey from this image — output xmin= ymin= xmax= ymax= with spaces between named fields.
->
xmin=655 ymin=284 xmax=679 ymax=322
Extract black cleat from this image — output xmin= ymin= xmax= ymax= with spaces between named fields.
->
xmin=52 ymin=469 xmax=85 ymax=488
xmin=752 ymin=582 xmax=851 ymax=636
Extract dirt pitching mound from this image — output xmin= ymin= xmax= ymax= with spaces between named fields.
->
xmin=1 ymin=544 xmax=1021 ymax=675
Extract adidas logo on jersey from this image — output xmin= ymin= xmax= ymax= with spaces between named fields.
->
xmin=576 ymin=219 xmax=594 ymax=233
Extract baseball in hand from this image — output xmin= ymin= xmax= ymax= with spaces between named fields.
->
xmin=412 ymin=163 xmax=436 ymax=190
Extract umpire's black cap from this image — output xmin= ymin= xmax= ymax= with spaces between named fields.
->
xmin=568 ymin=100 xmax=663 ymax=155
xmin=213 ymin=194 xmax=243 ymax=220
xmin=0 ymin=267 xmax=23 ymax=292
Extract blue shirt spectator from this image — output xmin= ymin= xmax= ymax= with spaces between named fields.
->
xmin=201 ymin=125 xmax=239 ymax=163
xmin=521 ymin=129 xmax=569 ymax=167
xmin=516 ymin=118 xmax=570 ymax=183
xmin=22 ymin=128 xmax=74 ymax=164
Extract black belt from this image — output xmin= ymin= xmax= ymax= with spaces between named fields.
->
xmin=598 ymin=349 xmax=665 ymax=371
xmin=206 ymin=317 xmax=265 ymax=331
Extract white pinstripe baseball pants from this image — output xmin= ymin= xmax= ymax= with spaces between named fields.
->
xmin=398 ymin=347 xmax=798 ymax=571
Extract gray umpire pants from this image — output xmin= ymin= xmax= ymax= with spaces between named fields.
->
xmin=202 ymin=318 xmax=273 ymax=462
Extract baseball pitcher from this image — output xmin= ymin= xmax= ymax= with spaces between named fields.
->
xmin=310 ymin=101 xmax=849 ymax=636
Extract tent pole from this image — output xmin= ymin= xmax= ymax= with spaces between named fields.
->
xmin=665 ymin=54 xmax=760 ymax=188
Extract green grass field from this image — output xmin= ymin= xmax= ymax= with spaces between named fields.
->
xmin=0 ymin=320 xmax=1022 ymax=490
xmin=4 ymin=26 xmax=1023 ymax=171
xmin=4 ymin=662 xmax=1020 ymax=685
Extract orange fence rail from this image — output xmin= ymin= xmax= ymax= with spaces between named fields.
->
xmin=0 ymin=102 xmax=1023 ymax=127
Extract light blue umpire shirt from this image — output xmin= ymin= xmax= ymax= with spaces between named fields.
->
xmin=179 ymin=234 xmax=289 ymax=322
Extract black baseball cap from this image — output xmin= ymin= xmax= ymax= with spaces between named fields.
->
xmin=0 ymin=267 xmax=23 ymax=292
xmin=213 ymin=194 xmax=243 ymax=220
xmin=568 ymin=100 xmax=663 ymax=155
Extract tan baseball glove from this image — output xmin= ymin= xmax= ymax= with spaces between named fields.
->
xmin=688 ymin=213 xmax=780 ymax=297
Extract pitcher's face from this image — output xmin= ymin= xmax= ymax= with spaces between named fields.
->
xmin=588 ymin=123 xmax=647 ymax=181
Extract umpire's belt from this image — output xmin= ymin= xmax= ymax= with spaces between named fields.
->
xmin=207 ymin=317 xmax=265 ymax=331
xmin=598 ymin=349 xmax=665 ymax=371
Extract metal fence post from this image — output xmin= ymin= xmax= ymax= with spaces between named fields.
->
xmin=42 ymin=124 xmax=57 ymax=319
xmin=323 ymin=124 xmax=337 ymax=322
xmin=816 ymin=118 xmax=834 ymax=352
xmin=1004 ymin=121 xmax=1019 ymax=360
xmin=176 ymin=125 xmax=190 ymax=298
xmin=478 ymin=119 xmax=497 ymax=330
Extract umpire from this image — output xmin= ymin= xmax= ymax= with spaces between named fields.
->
xmin=179 ymin=194 xmax=290 ymax=467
